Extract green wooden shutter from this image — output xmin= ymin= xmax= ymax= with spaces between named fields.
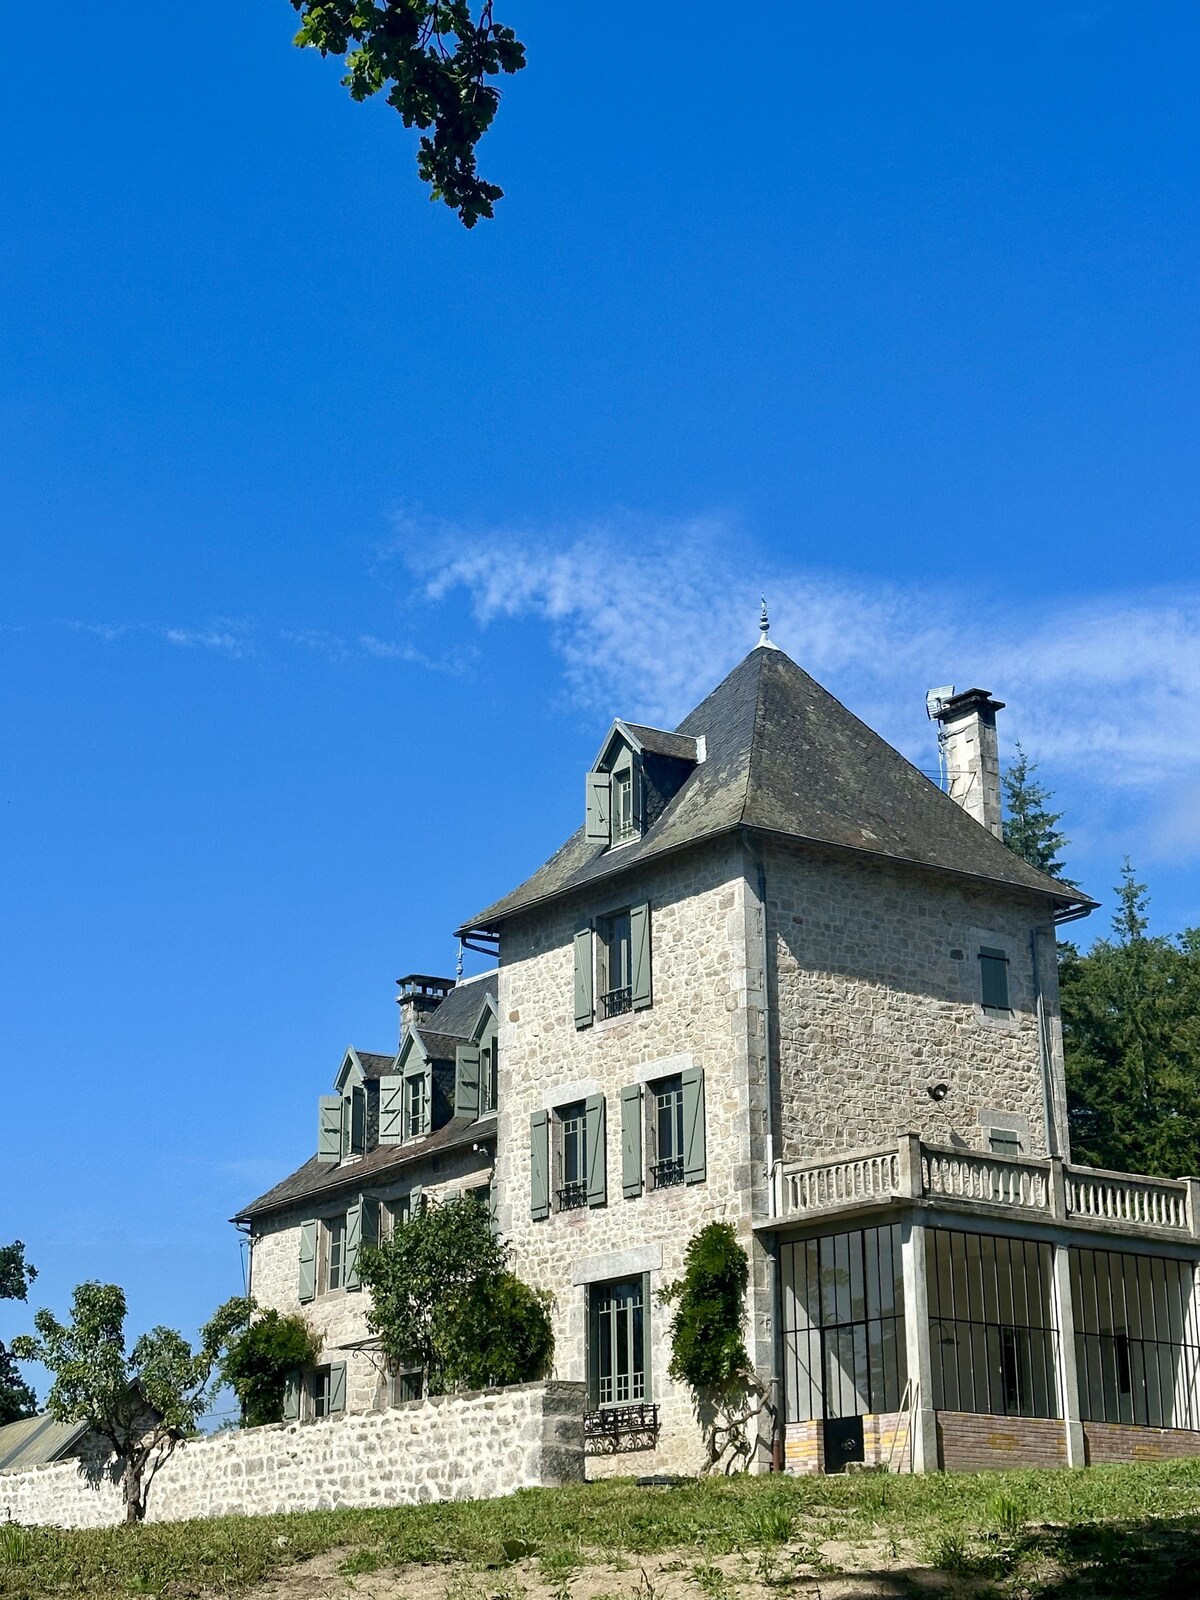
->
xmin=585 ymin=770 xmax=611 ymax=842
xmin=282 ymin=1371 xmax=301 ymax=1421
xmin=378 ymin=1075 xmax=404 ymax=1144
xmin=621 ymin=1083 xmax=643 ymax=1198
xmin=530 ymin=1109 xmax=550 ymax=1220
xmin=328 ymin=1362 xmax=347 ymax=1415
xmin=574 ymin=925 xmax=594 ymax=1030
xmin=344 ymin=1198 xmax=364 ymax=1292
xmin=455 ymin=1044 xmax=482 ymax=1119
xmin=298 ymin=1219 xmax=318 ymax=1303
xmin=630 ymin=902 xmax=652 ymax=1010
xmin=682 ymin=1066 xmax=706 ymax=1185
xmin=979 ymin=947 xmax=1011 ymax=1012
xmin=409 ymin=1184 xmax=423 ymax=1218
xmin=586 ymin=1094 xmax=607 ymax=1208
xmin=318 ymin=1097 xmax=342 ymax=1163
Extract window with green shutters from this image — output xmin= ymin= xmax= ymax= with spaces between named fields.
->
xmin=979 ymin=946 xmax=1011 ymax=1016
xmin=325 ymin=1216 xmax=347 ymax=1292
xmin=650 ymin=1074 xmax=685 ymax=1188
xmin=404 ymin=1072 xmax=430 ymax=1138
xmin=311 ymin=1362 xmax=346 ymax=1418
xmin=557 ymin=1101 xmax=588 ymax=1210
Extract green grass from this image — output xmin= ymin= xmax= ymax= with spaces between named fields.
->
xmin=2 ymin=1461 xmax=1200 ymax=1599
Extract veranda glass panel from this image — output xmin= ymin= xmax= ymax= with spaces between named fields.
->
xmin=927 ymin=1229 xmax=1058 ymax=1419
xmin=1071 ymin=1247 xmax=1200 ymax=1430
xmin=780 ymin=1225 xmax=906 ymax=1422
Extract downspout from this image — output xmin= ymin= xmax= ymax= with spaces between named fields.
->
xmin=1031 ymin=903 xmax=1092 ymax=1159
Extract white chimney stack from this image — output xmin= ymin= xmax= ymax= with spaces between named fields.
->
xmin=930 ymin=687 xmax=1005 ymax=839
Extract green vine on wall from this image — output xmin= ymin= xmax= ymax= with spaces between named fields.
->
xmin=659 ymin=1222 xmax=775 ymax=1473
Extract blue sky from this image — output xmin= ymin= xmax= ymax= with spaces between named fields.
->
xmin=2 ymin=2 xmax=1198 ymax=1403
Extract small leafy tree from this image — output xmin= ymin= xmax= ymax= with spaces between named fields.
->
xmin=290 ymin=2 xmax=527 ymax=226
xmin=0 ymin=1241 xmax=38 ymax=1425
xmin=659 ymin=1222 xmax=772 ymax=1474
xmin=221 ymin=1310 xmax=322 ymax=1427
xmin=359 ymin=1192 xmax=552 ymax=1393
xmin=11 ymin=1283 xmax=252 ymax=1522
xmin=1002 ymin=743 xmax=1074 ymax=883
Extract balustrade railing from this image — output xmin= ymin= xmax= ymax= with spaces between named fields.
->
xmin=1066 ymin=1169 xmax=1189 ymax=1231
xmin=772 ymin=1137 xmax=1195 ymax=1238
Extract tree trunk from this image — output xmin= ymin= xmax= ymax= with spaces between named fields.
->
xmin=121 ymin=1458 xmax=146 ymax=1523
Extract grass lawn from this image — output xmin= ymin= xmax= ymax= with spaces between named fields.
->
xmin=2 ymin=1462 xmax=1200 ymax=1599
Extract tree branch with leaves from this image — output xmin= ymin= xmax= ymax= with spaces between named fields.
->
xmin=0 ymin=1240 xmax=38 ymax=1426
xmin=12 ymin=1283 xmax=252 ymax=1522
xmin=290 ymin=2 xmax=526 ymax=226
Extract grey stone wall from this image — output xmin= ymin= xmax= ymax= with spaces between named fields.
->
xmin=0 ymin=1382 xmax=584 ymax=1529
xmin=763 ymin=838 xmax=1064 ymax=1162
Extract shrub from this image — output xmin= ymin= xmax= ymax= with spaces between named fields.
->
xmin=222 ymin=1311 xmax=322 ymax=1427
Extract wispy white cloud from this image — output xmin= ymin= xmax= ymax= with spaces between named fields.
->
xmin=401 ymin=509 xmax=1200 ymax=863
xmin=69 ymin=620 xmax=252 ymax=657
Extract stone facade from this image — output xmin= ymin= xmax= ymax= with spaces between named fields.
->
xmin=493 ymin=835 xmax=773 ymax=1475
xmin=250 ymin=1142 xmax=493 ymax=1415
xmin=0 ymin=1383 xmax=585 ymax=1529
xmin=763 ymin=838 xmax=1067 ymax=1162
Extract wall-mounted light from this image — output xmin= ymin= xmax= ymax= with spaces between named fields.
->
xmin=927 ymin=1082 xmax=950 ymax=1103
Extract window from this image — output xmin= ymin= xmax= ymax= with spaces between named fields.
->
xmin=345 ymin=1085 xmax=366 ymax=1157
xmin=325 ymin=1216 xmax=347 ymax=1292
xmin=480 ymin=1038 xmax=499 ymax=1114
xmin=404 ymin=1073 xmax=428 ymax=1139
xmin=927 ymin=1229 xmax=1058 ymax=1419
xmin=312 ymin=1366 xmax=333 ymax=1417
xmin=650 ymin=1075 xmax=685 ymax=1188
xmin=590 ymin=1279 xmax=647 ymax=1406
xmin=979 ymin=947 xmax=1011 ymax=1017
xmin=598 ymin=909 xmax=633 ymax=1018
xmin=988 ymin=1131 xmax=1022 ymax=1158
xmin=611 ymin=766 xmax=636 ymax=843
xmin=390 ymin=1369 xmax=423 ymax=1405
xmin=558 ymin=1101 xmax=588 ymax=1209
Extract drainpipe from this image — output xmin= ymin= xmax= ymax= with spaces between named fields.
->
xmin=1030 ymin=903 xmax=1091 ymax=1159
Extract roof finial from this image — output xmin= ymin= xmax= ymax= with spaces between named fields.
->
xmin=756 ymin=596 xmax=778 ymax=649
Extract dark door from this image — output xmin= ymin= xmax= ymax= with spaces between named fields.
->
xmin=822 ymin=1415 xmax=864 ymax=1473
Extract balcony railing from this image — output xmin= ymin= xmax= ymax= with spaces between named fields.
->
xmin=601 ymin=986 xmax=633 ymax=1020
xmin=651 ymin=1155 xmax=685 ymax=1188
xmin=584 ymin=1402 xmax=660 ymax=1453
xmin=771 ymin=1135 xmax=1200 ymax=1242
xmin=557 ymin=1181 xmax=588 ymax=1211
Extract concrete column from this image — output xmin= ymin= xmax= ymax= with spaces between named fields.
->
xmin=1051 ymin=1242 xmax=1086 ymax=1467
xmin=900 ymin=1217 xmax=939 ymax=1472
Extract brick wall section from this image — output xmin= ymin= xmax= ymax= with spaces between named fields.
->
xmin=763 ymin=839 xmax=1065 ymax=1161
xmin=937 ymin=1411 xmax=1067 ymax=1472
xmin=784 ymin=1414 xmax=910 ymax=1476
xmin=249 ymin=1143 xmax=493 ymax=1415
xmin=495 ymin=836 xmax=772 ymax=1476
xmin=1084 ymin=1421 xmax=1200 ymax=1464
xmin=784 ymin=1420 xmax=823 ymax=1475
xmin=0 ymin=1382 xmax=585 ymax=1530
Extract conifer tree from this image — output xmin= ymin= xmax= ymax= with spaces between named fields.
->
xmin=1002 ymin=743 xmax=1073 ymax=882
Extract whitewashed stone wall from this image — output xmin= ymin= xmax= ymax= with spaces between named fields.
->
xmin=0 ymin=1382 xmax=584 ymax=1529
xmin=762 ymin=838 xmax=1067 ymax=1161
xmin=494 ymin=836 xmax=773 ymax=1476
xmin=250 ymin=1142 xmax=493 ymax=1414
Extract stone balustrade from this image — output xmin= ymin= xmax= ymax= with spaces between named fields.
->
xmin=772 ymin=1136 xmax=1199 ymax=1241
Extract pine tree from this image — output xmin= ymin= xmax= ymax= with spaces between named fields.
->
xmin=1062 ymin=862 xmax=1200 ymax=1178
xmin=1001 ymin=743 xmax=1073 ymax=882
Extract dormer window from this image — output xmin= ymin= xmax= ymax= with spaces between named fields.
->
xmin=612 ymin=766 xmax=636 ymax=844
xmin=404 ymin=1074 xmax=428 ymax=1140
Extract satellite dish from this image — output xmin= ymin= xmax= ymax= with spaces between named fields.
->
xmin=925 ymin=685 xmax=955 ymax=720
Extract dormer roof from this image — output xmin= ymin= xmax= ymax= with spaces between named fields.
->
xmin=458 ymin=644 xmax=1095 ymax=935
xmin=592 ymin=719 xmax=701 ymax=770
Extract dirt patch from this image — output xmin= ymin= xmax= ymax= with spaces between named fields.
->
xmin=237 ymin=1542 xmax=974 ymax=1600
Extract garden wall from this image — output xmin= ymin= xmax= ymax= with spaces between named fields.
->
xmin=0 ymin=1381 xmax=586 ymax=1530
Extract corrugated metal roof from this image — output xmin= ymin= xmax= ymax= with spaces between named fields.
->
xmin=0 ymin=1412 xmax=90 ymax=1473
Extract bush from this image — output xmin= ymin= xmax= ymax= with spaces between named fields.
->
xmin=222 ymin=1312 xmax=321 ymax=1427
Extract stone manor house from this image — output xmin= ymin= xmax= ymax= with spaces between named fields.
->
xmin=235 ymin=632 xmax=1200 ymax=1475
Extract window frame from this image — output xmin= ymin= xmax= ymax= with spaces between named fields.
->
xmin=648 ymin=1074 xmax=686 ymax=1190
xmin=311 ymin=1365 xmax=333 ymax=1418
xmin=403 ymin=1071 xmax=429 ymax=1140
xmin=324 ymin=1214 xmax=347 ymax=1294
xmin=556 ymin=1100 xmax=588 ymax=1211
xmin=589 ymin=1276 xmax=649 ymax=1408
xmin=597 ymin=908 xmax=633 ymax=1020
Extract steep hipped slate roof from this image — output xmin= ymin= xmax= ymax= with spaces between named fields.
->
xmin=0 ymin=1413 xmax=90 ymax=1473
xmin=235 ymin=972 xmax=499 ymax=1223
xmin=459 ymin=645 xmax=1094 ymax=932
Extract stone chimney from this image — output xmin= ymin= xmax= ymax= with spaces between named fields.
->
xmin=931 ymin=688 xmax=1005 ymax=839
xmin=396 ymin=973 xmax=455 ymax=1045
